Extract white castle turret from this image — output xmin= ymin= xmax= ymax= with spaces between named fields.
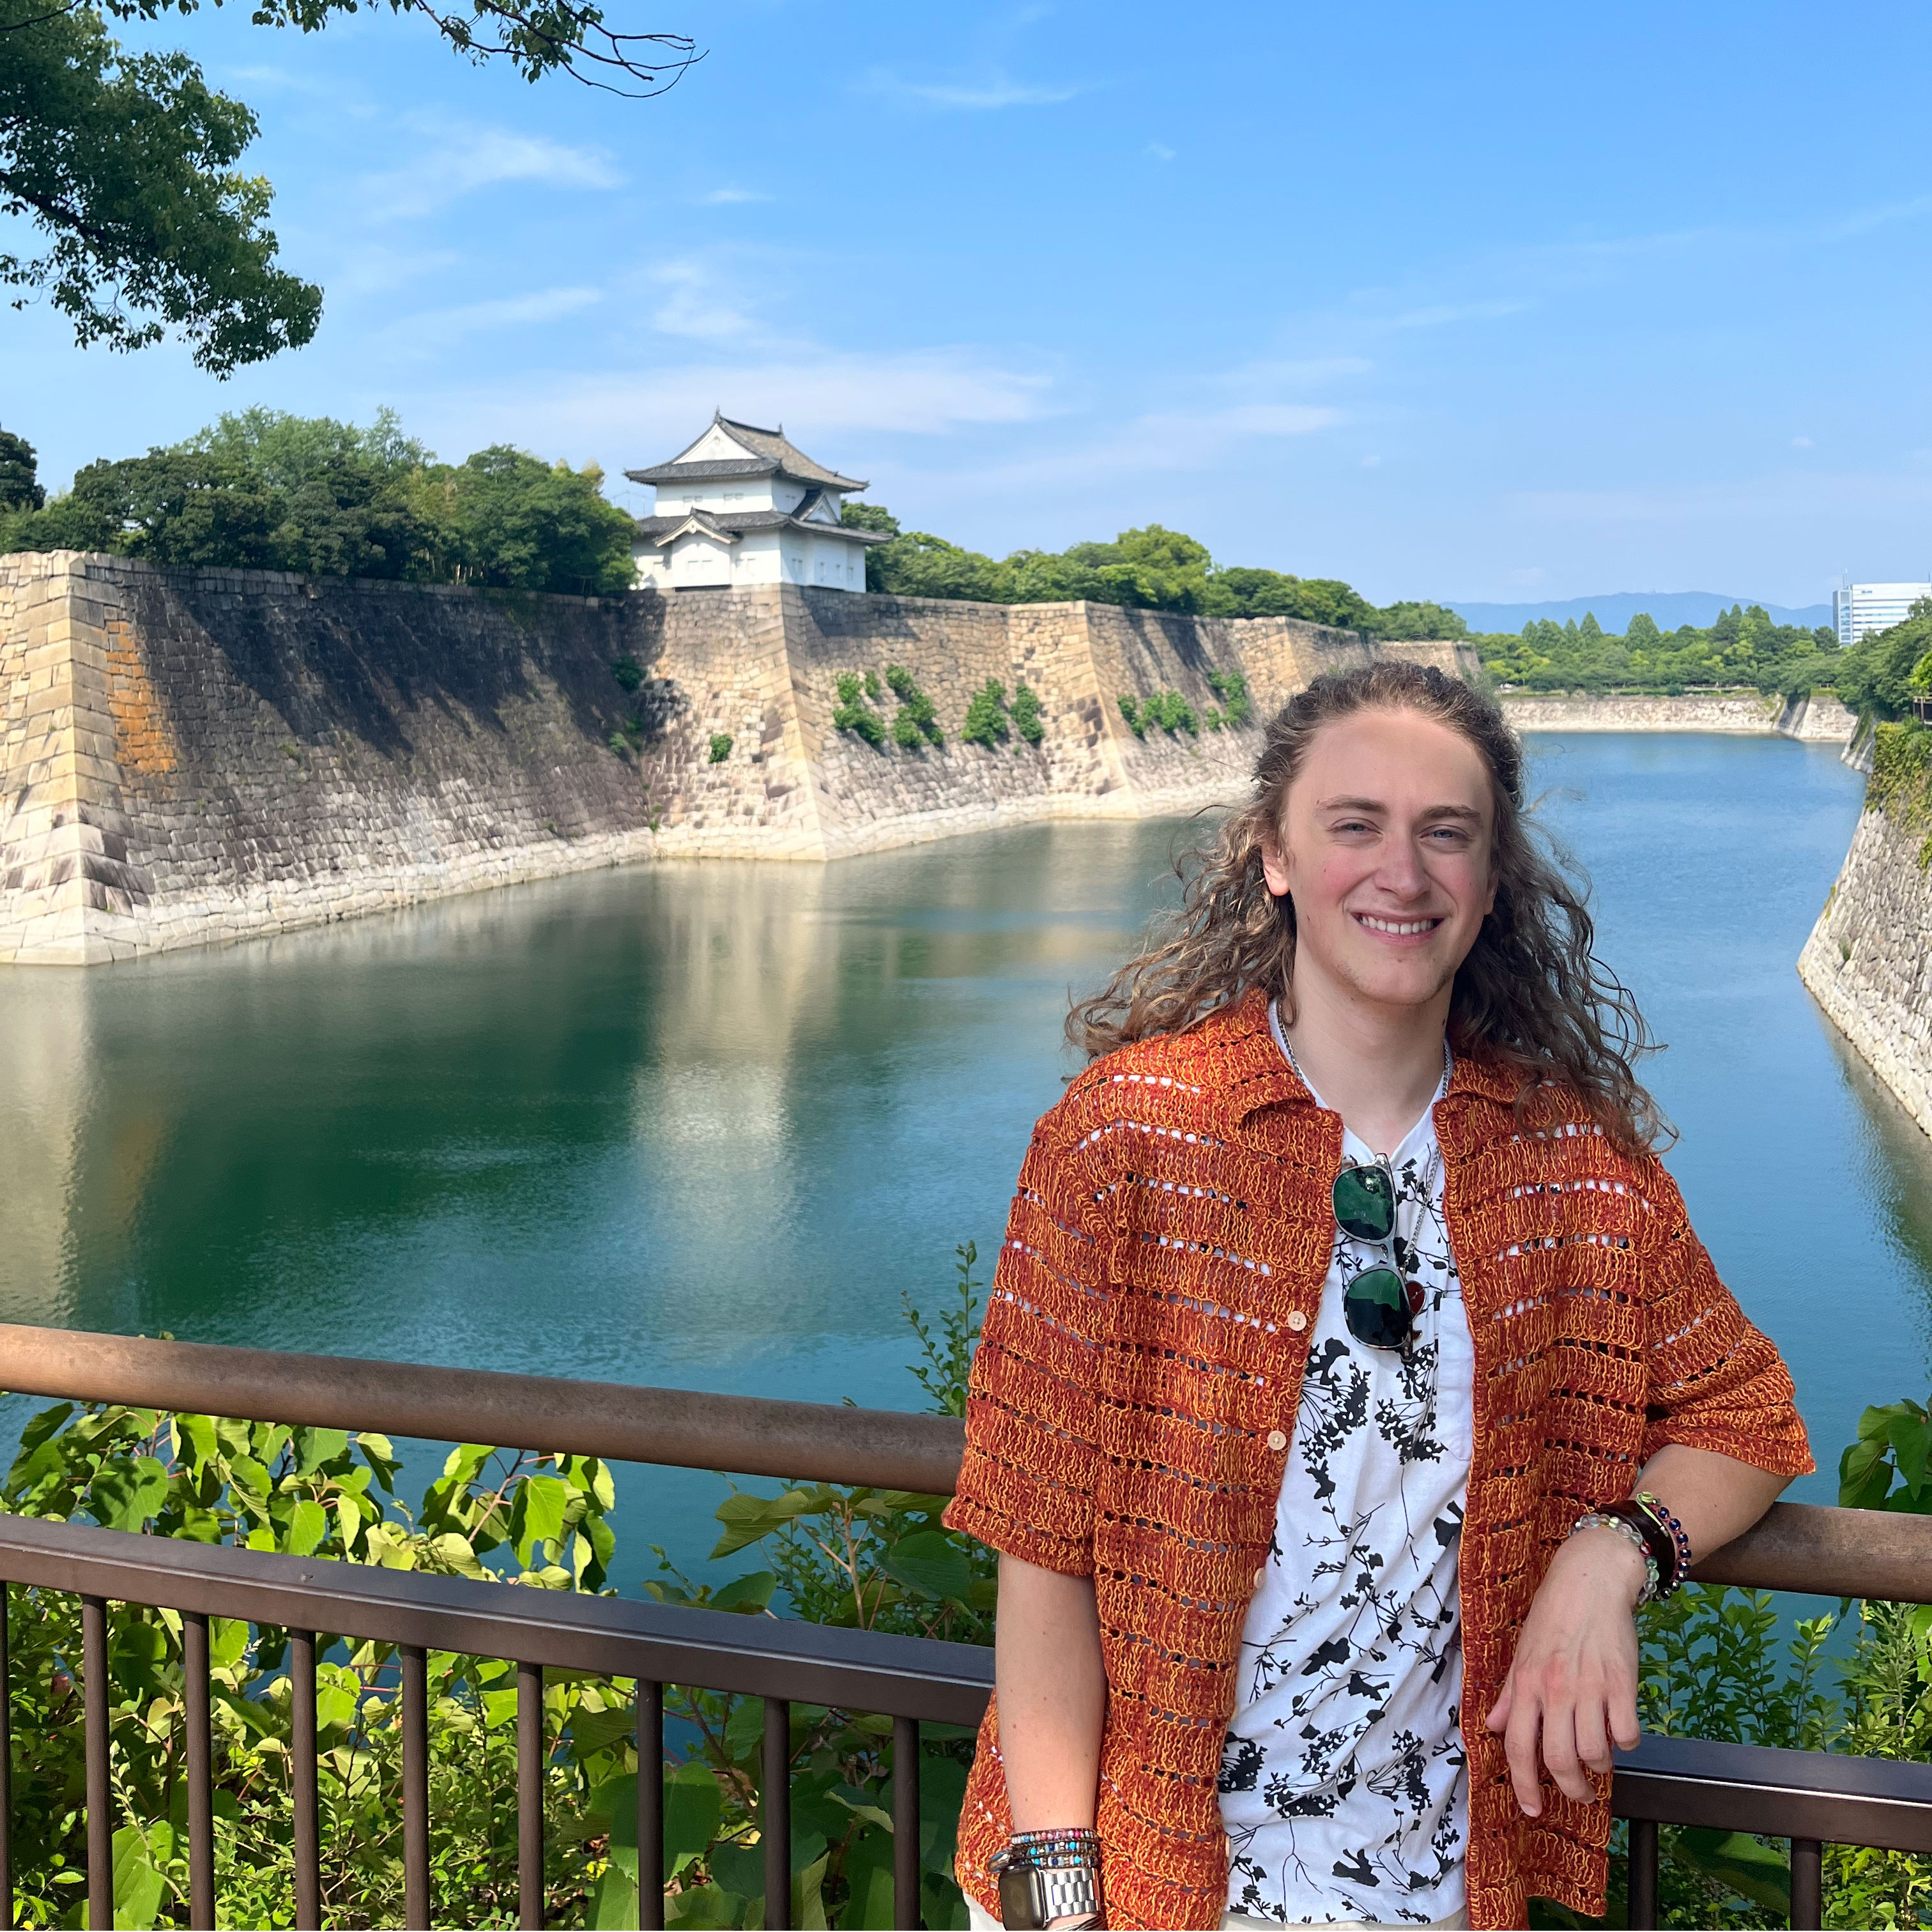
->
xmin=625 ymin=414 xmax=887 ymax=592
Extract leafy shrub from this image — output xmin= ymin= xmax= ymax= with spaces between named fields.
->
xmin=832 ymin=672 xmax=887 ymax=749
xmin=1116 ymin=694 xmax=1144 ymax=738
xmin=1011 ymin=683 xmax=1044 ymax=745
xmin=1146 ymin=689 xmax=1197 ymax=733
xmin=863 ymin=671 xmax=884 ymax=702
xmin=884 ymin=664 xmax=943 ymax=747
xmin=0 ymin=1254 xmax=994 ymax=1929
xmin=961 ymin=680 xmax=1010 ymax=749
xmin=612 ymin=657 xmax=645 ymax=694
xmin=1206 ymin=668 xmax=1253 ymax=726
xmin=708 ymin=733 xmax=733 ymax=764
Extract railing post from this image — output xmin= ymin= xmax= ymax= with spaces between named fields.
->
xmin=291 ymin=1630 xmax=320 ymax=1930
xmin=402 ymin=1644 xmax=430 ymax=1929
xmin=183 ymin=1613 xmax=215 ymax=1931
xmin=1628 ymin=1818 xmax=1658 ymax=1929
xmin=518 ymin=1660 xmax=544 ymax=1930
xmin=638 ymin=1681 xmax=664 ymax=1932
xmin=82 ymin=1596 xmax=109 ymax=1932
xmin=762 ymin=1698 xmax=790 ymax=1931
xmin=892 ymin=1714 xmax=921 ymax=1930
xmin=1790 ymin=1837 xmax=1823 ymax=1929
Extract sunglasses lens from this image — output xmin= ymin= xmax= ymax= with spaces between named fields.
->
xmin=1333 ymin=1165 xmax=1395 ymax=1243
xmin=1344 ymin=1266 xmax=1413 ymax=1349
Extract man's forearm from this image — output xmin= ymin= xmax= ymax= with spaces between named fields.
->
xmin=995 ymin=1553 xmax=1107 ymax=1828
xmin=1636 ymin=1442 xmax=1792 ymax=1561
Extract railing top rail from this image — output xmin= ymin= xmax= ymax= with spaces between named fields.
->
xmin=0 ymin=1321 xmax=965 ymax=1494
xmin=0 ymin=1321 xmax=1926 ymax=1606
xmin=0 ymin=1514 xmax=995 ymax=1726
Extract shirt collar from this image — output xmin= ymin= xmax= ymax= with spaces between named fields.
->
xmin=1210 ymin=984 xmax=1521 ymax=1125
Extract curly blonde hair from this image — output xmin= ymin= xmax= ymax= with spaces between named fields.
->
xmin=1068 ymin=660 xmax=1667 ymax=1151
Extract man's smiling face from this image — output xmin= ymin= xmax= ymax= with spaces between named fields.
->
xmin=1261 ymin=707 xmax=1498 ymax=1018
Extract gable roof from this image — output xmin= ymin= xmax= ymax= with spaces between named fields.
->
xmin=625 ymin=412 xmax=868 ymax=492
xmin=634 ymin=505 xmax=892 ymax=546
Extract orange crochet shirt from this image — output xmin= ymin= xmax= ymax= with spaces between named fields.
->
xmin=942 ymin=988 xmax=1812 ymax=1932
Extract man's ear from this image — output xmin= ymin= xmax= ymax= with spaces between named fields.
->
xmin=1259 ymin=832 xmax=1292 ymax=899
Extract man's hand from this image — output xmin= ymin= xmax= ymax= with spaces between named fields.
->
xmin=1484 ymin=1526 xmax=1646 ymax=1816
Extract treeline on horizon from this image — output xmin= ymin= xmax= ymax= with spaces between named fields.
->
xmin=839 ymin=502 xmax=1467 ymax=639
xmin=0 ymin=412 xmax=640 ymax=596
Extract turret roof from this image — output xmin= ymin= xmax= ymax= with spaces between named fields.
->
xmin=625 ymin=413 xmax=868 ymax=492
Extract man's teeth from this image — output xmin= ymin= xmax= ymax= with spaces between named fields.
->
xmin=1357 ymin=914 xmax=1441 ymax=935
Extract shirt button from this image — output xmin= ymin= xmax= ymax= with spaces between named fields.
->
xmin=1266 ymin=1429 xmax=1288 ymax=1452
xmin=1253 ymin=1567 xmax=1267 ymax=1590
xmin=1286 ymin=1310 xmax=1308 ymax=1332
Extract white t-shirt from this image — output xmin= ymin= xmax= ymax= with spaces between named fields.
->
xmin=1218 ymin=1009 xmax=1474 ymax=1925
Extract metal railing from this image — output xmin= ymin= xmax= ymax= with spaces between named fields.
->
xmin=0 ymin=1321 xmax=1926 ymax=1930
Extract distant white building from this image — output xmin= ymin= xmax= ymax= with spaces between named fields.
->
xmin=625 ymin=415 xmax=887 ymax=592
xmin=1833 ymin=581 xmax=1932 ymax=646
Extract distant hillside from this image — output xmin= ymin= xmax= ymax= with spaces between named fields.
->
xmin=1448 ymin=592 xmax=1831 ymax=634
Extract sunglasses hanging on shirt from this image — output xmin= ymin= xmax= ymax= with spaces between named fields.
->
xmin=1332 ymin=1158 xmax=1432 ymax=1351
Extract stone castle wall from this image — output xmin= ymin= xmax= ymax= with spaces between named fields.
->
xmin=0 ymin=553 xmax=1481 ymax=964
xmin=1498 ymin=688 xmax=1857 ymax=741
xmin=1798 ymin=785 xmax=1932 ymax=1139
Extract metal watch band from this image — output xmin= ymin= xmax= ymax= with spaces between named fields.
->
xmin=998 ymin=1860 xmax=1103 ymax=1929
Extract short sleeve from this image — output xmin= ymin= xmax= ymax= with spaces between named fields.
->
xmin=942 ymin=1116 xmax=1110 ymax=1575
xmin=1637 ymin=1163 xmax=1814 ymax=1476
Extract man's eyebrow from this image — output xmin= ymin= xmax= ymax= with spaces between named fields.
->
xmin=1317 ymin=796 xmax=1484 ymax=824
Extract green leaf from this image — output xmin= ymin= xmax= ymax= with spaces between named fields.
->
xmin=286 ymin=1498 xmax=328 ymax=1556
xmin=710 ymin=1490 xmax=814 ymax=1561
xmin=663 ymin=1760 xmax=723 ymax=1867
xmin=1887 ymin=1411 xmax=1932 ymax=1498
xmin=664 ymin=1884 xmax=740 ymax=1929
xmin=1839 ymin=1436 xmax=1892 ymax=1508
xmin=880 ymin=1531 xmax=975 ymax=1603
xmin=172 ymin=1413 xmax=218 ymax=1471
xmin=89 ymin=1456 xmax=170 ymax=1532
xmin=589 ymin=1865 xmax=640 ymax=1930
xmin=1672 ymin=1827 xmax=1791 ymax=1915
xmin=517 ymin=1475 xmax=568 ymax=1567
xmin=111 ymin=1821 xmax=170 ymax=1929
xmin=710 ymin=1572 xmax=778 ymax=1615
xmin=293 ymin=1427 xmax=349 ymax=1476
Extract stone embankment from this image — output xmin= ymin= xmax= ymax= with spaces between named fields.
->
xmin=0 ymin=552 xmax=1475 ymax=965
xmin=1499 ymin=689 xmax=1857 ymax=742
xmin=1798 ymin=766 xmax=1932 ymax=1139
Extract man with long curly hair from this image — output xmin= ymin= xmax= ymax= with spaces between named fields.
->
xmin=942 ymin=662 xmax=1810 ymax=1932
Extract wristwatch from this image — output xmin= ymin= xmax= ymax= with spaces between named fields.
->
xmin=995 ymin=1859 xmax=1104 ymax=1929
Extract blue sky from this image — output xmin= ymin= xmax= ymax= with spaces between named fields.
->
xmin=11 ymin=0 xmax=1932 ymax=606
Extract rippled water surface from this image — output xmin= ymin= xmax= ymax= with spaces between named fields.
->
xmin=0 ymin=733 xmax=1921 ymax=1568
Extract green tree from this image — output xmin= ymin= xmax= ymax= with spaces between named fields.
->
xmin=3 ymin=0 xmax=696 ymax=372
xmin=404 ymin=446 xmax=638 ymax=594
xmin=0 ymin=429 xmax=44 ymax=510
xmin=1627 ymin=612 xmax=1662 ymax=650
xmin=67 ymin=449 xmax=283 ymax=566
xmin=1 ymin=0 xmax=323 ymax=373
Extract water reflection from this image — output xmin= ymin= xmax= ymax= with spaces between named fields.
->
xmin=0 ymin=741 xmax=1927 ymax=1522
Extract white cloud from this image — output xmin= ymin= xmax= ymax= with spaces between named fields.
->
xmin=649 ymin=259 xmax=766 ymax=342
xmin=1360 ymin=454 xmax=1382 ymax=468
xmin=859 ymin=66 xmax=1085 ymax=110
xmin=378 ymin=286 xmax=602 ymax=350
xmin=1793 ymin=435 xmax=1816 ymax=448
xmin=1146 ymin=142 xmax=1176 ymax=162
xmin=363 ymin=121 xmax=622 ymax=220
xmin=1381 ymin=298 xmax=1530 ymax=331
xmin=697 ymin=187 xmax=772 ymax=205
xmin=430 ymin=348 xmax=1055 ymax=459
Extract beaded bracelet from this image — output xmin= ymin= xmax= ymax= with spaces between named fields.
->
xmin=1571 ymin=1510 xmax=1660 ymax=1605
xmin=1000 ymin=1828 xmax=1101 ymax=1871
xmin=1634 ymin=1490 xmax=1693 ymax=1591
